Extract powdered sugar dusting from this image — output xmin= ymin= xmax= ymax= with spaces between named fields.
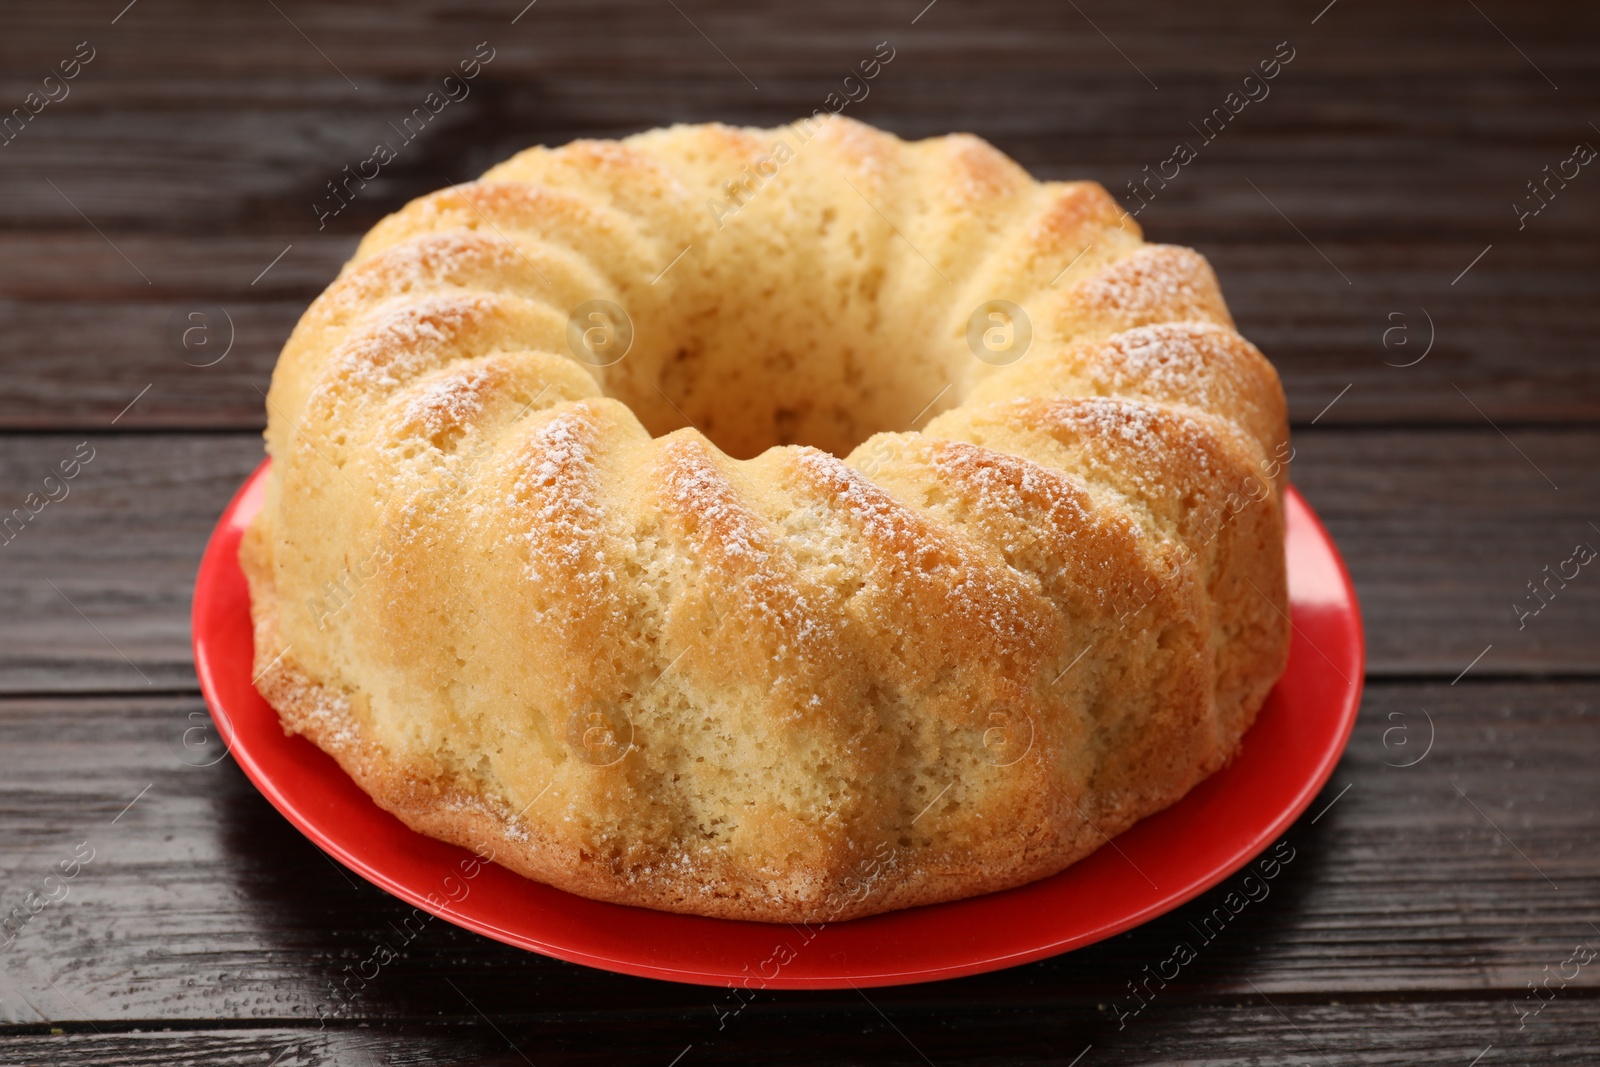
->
xmin=928 ymin=438 xmax=1097 ymax=538
xmin=274 ymin=669 xmax=360 ymax=752
xmin=922 ymin=438 xmax=1123 ymax=604
xmin=329 ymin=293 xmax=505 ymax=393
xmin=373 ymin=231 xmax=506 ymax=291
xmin=1033 ymin=395 xmax=1221 ymax=500
xmin=398 ymin=362 xmax=495 ymax=440
xmin=509 ymin=404 xmax=611 ymax=605
xmin=791 ymin=447 xmax=1040 ymax=657
xmin=664 ymin=441 xmax=773 ymax=568
xmin=659 ymin=439 xmax=830 ymax=658
xmin=1068 ymin=245 xmax=1226 ymax=330
xmin=1094 ymin=322 xmax=1238 ymax=409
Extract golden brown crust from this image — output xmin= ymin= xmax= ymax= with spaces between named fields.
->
xmin=241 ymin=118 xmax=1291 ymax=923
xmin=244 ymin=526 xmax=1137 ymax=920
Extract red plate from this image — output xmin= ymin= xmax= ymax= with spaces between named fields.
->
xmin=194 ymin=460 xmax=1363 ymax=989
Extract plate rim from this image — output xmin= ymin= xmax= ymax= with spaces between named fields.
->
xmin=193 ymin=458 xmax=1365 ymax=989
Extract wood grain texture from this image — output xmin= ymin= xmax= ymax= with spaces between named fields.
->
xmin=0 ymin=0 xmax=1595 ymax=1060
xmin=1 ymin=999 xmax=1593 ymax=1067
xmin=0 ymin=682 xmax=1595 ymax=1027
xmin=3 ymin=238 xmax=1595 ymax=430
xmin=0 ymin=1 xmax=1595 ymax=430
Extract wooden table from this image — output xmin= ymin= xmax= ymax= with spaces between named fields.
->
xmin=2 ymin=0 xmax=1596 ymax=1062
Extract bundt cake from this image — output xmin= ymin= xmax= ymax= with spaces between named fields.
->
xmin=241 ymin=116 xmax=1291 ymax=922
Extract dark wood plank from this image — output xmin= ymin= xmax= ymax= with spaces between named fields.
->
xmin=2 ymin=237 xmax=1595 ymax=430
xmin=0 ymin=1 xmax=1596 ymax=428
xmin=0 ymin=428 xmax=1594 ymax=693
xmin=0 ymin=435 xmax=256 ymax=693
xmin=0 ymin=0 xmax=1595 ymax=1060
xmin=4 ymin=82 xmax=1595 ymax=236
xmin=0 ymin=681 xmax=1594 ymax=1025
xmin=0 ymin=997 xmax=1591 ymax=1067
xmin=1292 ymin=426 xmax=1600 ymax=679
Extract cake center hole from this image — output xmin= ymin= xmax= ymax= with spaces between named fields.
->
xmin=582 ymin=299 xmax=967 ymax=462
